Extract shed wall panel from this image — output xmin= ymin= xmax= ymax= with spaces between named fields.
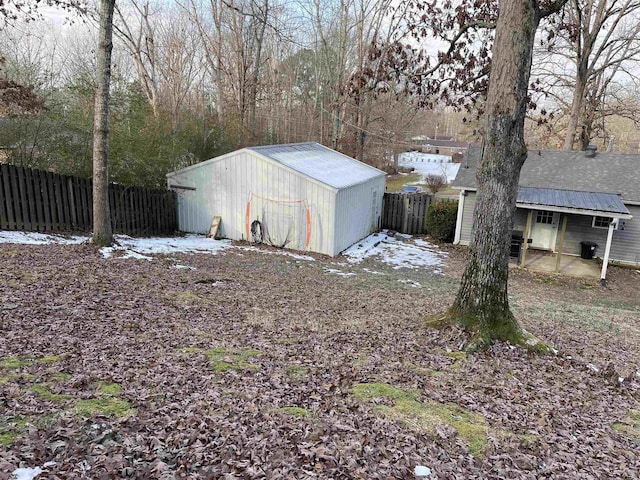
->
xmin=333 ymin=176 xmax=385 ymax=255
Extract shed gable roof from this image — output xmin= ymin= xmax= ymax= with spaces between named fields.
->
xmin=453 ymin=146 xmax=640 ymax=203
xmin=247 ymin=142 xmax=385 ymax=189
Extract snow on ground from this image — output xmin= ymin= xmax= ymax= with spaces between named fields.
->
xmin=398 ymin=152 xmax=461 ymax=183
xmin=0 ymin=230 xmax=445 ymax=272
xmin=0 ymin=231 xmax=86 ymax=245
xmin=100 ymin=234 xmax=233 ymax=258
xmin=323 ymin=267 xmax=356 ymax=277
xmin=342 ymin=231 xmax=445 ymax=271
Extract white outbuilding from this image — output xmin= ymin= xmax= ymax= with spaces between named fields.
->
xmin=166 ymin=142 xmax=386 ymax=256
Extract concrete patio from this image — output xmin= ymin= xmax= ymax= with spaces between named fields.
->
xmin=510 ymin=249 xmax=601 ymax=279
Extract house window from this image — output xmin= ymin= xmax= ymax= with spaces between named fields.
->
xmin=592 ymin=216 xmax=611 ymax=229
xmin=536 ymin=211 xmax=554 ymax=225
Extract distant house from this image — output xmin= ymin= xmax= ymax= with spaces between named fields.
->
xmin=166 ymin=142 xmax=386 ymax=257
xmin=452 ymin=146 xmax=639 ymax=282
xmin=421 ymin=139 xmax=470 ymax=160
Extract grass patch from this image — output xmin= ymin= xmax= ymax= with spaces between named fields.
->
xmin=29 ymin=384 xmax=72 ymax=402
xmin=0 ymin=357 xmax=29 ymax=370
xmin=0 ymin=416 xmax=29 ymax=447
xmin=204 ymin=347 xmax=260 ymax=372
xmin=386 ymin=173 xmax=422 ymax=192
xmin=74 ymin=398 xmax=136 ymax=418
xmin=440 ymin=349 xmax=467 ymax=360
xmin=278 ymin=406 xmax=313 ymax=418
xmin=97 ymin=382 xmax=122 ymax=396
xmin=613 ymin=410 xmax=640 ymax=442
xmin=353 ymin=382 xmax=490 ymax=457
xmin=37 ymin=355 xmax=62 ymax=364
xmin=52 ymin=372 xmax=71 ymax=382
xmin=285 ymin=365 xmax=308 ymax=379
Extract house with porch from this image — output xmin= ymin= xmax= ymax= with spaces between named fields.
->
xmin=452 ymin=146 xmax=639 ymax=284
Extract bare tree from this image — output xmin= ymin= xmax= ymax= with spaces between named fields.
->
xmin=424 ymin=173 xmax=447 ymax=194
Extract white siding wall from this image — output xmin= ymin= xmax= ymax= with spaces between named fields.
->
xmin=167 ymin=151 xmax=338 ymax=256
xmin=333 ymin=176 xmax=386 ymax=255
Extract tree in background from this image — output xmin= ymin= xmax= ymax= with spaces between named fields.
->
xmin=91 ymin=0 xmax=116 ymax=246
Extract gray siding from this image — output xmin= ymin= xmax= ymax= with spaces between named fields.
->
xmin=457 ymin=193 xmax=639 ymax=266
xmin=554 ymin=206 xmax=640 ymax=265
xmin=459 ymin=191 xmax=476 ymax=245
xmin=333 ymin=176 xmax=385 ymax=255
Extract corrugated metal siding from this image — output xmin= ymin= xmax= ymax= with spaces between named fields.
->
xmin=167 ymin=151 xmax=337 ymax=256
xmin=459 ymin=192 xmax=476 ymax=245
xmin=333 ymin=176 xmax=386 ymax=255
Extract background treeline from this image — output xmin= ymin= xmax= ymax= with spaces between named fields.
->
xmin=1 ymin=0 xmax=640 ymax=189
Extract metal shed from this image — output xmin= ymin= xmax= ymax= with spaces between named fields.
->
xmin=166 ymin=142 xmax=386 ymax=256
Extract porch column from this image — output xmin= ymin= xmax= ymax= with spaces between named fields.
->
xmin=520 ymin=210 xmax=533 ymax=267
xmin=600 ymin=218 xmax=618 ymax=286
xmin=555 ymin=214 xmax=568 ymax=272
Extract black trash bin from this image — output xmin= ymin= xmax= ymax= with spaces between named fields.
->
xmin=579 ymin=241 xmax=598 ymax=259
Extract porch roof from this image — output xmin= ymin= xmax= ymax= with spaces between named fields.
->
xmin=515 ymin=187 xmax=632 ymax=219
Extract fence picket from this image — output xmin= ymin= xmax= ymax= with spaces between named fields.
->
xmin=0 ymin=164 xmax=175 ymax=236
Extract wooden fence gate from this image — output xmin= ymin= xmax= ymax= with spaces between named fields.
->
xmin=381 ymin=192 xmax=433 ymax=234
xmin=0 ymin=163 xmax=177 ymax=235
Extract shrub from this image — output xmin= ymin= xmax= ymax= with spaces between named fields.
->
xmin=425 ymin=201 xmax=458 ymax=242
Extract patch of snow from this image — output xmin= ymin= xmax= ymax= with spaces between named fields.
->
xmin=399 ymin=279 xmax=422 ymax=288
xmin=414 ymin=465 xmax=432 ymax=477
xmin=343 ymin=231 xmax=445 ymax=271
xmin=587 ymin=363 xmax=599 ymax=373
xmin=174 ymin=264 xmax=196 ymax=270
xmin=323 ymin=267 xmax=356 ymax=277
xmin=526 ymin=337 xmax=538 ymax=347
xmin=12 ymin=467 xmax=44 ymax=480
xmin=0 ymin=231 xmax=87 ymax=245
xmin=398 ymin=152 xmax=461 ymax=183
xmin=362 ymin=268 xmax=385 ymax=275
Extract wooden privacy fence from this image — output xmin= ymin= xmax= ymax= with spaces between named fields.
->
xmin=0 ymin=163 xmax=177 ymax=235
xmin=382 ymin=192 xmax=434 ymax=234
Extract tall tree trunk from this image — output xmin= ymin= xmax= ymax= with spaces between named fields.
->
xmin=92 ymin=0 xmax=115 ymax=246
xmin=438 ymin=0 xmax=550 ymax=352
xmin=563 ymin=68 xmax=588 ymax=150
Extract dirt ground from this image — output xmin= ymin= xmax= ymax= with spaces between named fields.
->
xmin=1 ymin=238 xmax=639 ymax=479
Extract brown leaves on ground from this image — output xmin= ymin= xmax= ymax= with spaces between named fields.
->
xmin=0 ymin=240 xmax=639 ymax=479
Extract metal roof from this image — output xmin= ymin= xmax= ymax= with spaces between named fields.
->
xmin=247 ymin=142 xmax=385 ymax=189
xmin=453 ymin=145 xmax=640 ymax=203
xmin=517 ymin=187 xmax=631 ymax=216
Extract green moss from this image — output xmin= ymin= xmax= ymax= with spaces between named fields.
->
xmin=353 ymin=382 xmax=490 ymax=457
xmin=205 ymin=348 xmax=260 ymax=372
xmin=74 ymin=398 xmax=136 ymax=418
xmin=29 ymin=384 xmax=72 ymax=402
xmin=278 ymin=406 xmax=312 ymax=418
xmin=440 ymin=350 xmax=467 ymax=359
xmin=613 ymin=410 xmax=640 ymax=442
xmin=0 ymin=416 xmax=29 ymax=447
xmin=97 ymin=382 xmax=122 ymax=397
xmin=52 ymin=372 xmax=71 ymax=382
xmin=37 ymin=355 xmax=62 ymax=364
xmin=285 ymin=365 xmax=307 ymax=379
xmin=0 ymin=357 xmax=29 ymax=370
